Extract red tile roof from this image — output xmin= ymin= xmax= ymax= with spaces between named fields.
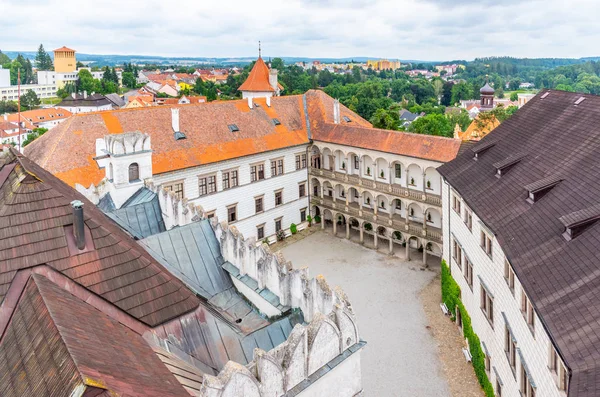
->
xmin=0 ymin=273 xmax=192 ymax=397
xmin=237 ymin=57 xmax=275 ymax=92
xmin=5 ymin=108 xmax=73 ymax=129
xmin=25 ymin=90 xmax=462 ymax=188
xmin=53 ymin=46 xmax=76 ymax=52
xmin=0 ymin=149 xmax=199 ymax=326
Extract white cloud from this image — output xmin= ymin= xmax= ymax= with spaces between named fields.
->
xmin=0 ymin=0 xmax=598 ymax=60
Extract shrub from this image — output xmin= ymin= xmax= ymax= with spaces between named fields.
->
xmin=364 ymin=222 xmax=373 ymax=231
xmin=314 ymin=215 xmax=321 ymax=223
xmin=441 ymin=260 xmax=495 ymax=397
xmin=276 ymin=229 xmax=286 ymax=241
xmin=290 ymin=223 xmax=297 ymax=234
xmin=380 ymin=170 xmax=384 ymax=178
xmin=307 ymin=215 xmax=313 ymax=225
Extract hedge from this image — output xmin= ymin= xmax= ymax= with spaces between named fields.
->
xmin=441 ymin=260 xmax=495 ymax=397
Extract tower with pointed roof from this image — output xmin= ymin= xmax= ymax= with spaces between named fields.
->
xmin=238 ymin=43 xmax=282 ymax=99
xmin=480 ymin=76 xmax=495 ymax=110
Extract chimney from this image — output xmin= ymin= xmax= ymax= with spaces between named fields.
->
xmin=83 ymin=90 xmax=87 ymax=99
xmin=269 ymin=69 xmax=278 ymax=93
xmin=171 ymin=108 xmax=180 ymax=131
xmin=248 ymin=96 xmax=253 ymax=109
xmin=333 ymin=99 xmax=340 ymax=124
xmin=266 ymin=96 xmax=271 ymax=107
xmin=71 ymin=92 xmax=76 ymax=99
xmin=71 ymin=200 xmax=86 ymax=250
xmin=3 ymin=114 xmax=6 ymax=121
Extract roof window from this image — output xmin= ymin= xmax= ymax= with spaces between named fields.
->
xmin=574 ymin=97 xmax=586 ymax=105
xmin=272 ymin=118 xmax=281 ymax=126
xmin=541 ymin=92 xmax=550 ymax=99
xmin=228 ymin=124 xmax=239 ymax=133
xmin=524 ymin=175 xmax=563 ymax=203
xmin=559 ymin=204 xmax=600 ymax=241
xmin=471 ymin=140 xmax=496 ymax=160
xmin=174 ymin=131 xmax=186 ymax=140
xmin=343 ymin=116 xmax=352 ymax=122
xmin=493 ymin=153 xmax=526 ymax=177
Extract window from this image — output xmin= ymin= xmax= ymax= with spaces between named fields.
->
xmin=275 ymin=218 xmax=282 ymax=232
xmin=271 ymin=160 xmax=277 ymax=176
xmin=395 ymin=200 xmax=401 ymax=210
xmin=257 ymin=224 xmax=265 ymax=240
xmin=255 ymin=196 xmax=263 ymax=213
xmin=128 ymin=163 xmax=139 ymax=182
xmin=504 ymin=261 xmax=515 ymax=294
xmin=199 ymin=175 xmax=215 ymax=196
xmin=520 ymin=363 xmax=536 ymax=397
xmin=480 ymin=230 xmax=493 ymax=258
xmin=464 ymin=207 xmax=473 ymax=231
xmin=452 ymin=194 xmax=461 ymax=214
xmin=521 ymin=291 xmax=535 ymax=334
xmin=354 ymin=155 xmax=359 ymax=170
xmin=299 ymin=183 xmax=306 ymax=198
xmin=484 ymin=354 xmax=491 ymax=374
xmin=231 ymin=170 xmax=238 ymax=187
xmin=271 ymin=159 xmax=284 ymax=176
xmin=464 ymin=257 xmax=473 ymax=289
xmin=275 ymin=190 xmax=283 ymax=206
xmin=296 ymin=154 xmax=307 ymax=170
xmin=496 ymin=379 xmax=502 ymax=397
xmin=395 ymin=163 xmax=401 ymax=178
xmin=300 ymin=208 xmax=306 ymax=222
xmin=222 ymin=171 xmax=232 ymax=190
xmin=199 ymin=177 xmax=208 ymax=196
xmin=505 ymin=325 xmax=517 ymax=374
xmin=549 ymin=345 xmax=568 ymax=391
xmin=278 ymin=159 xmax=284 ymax=175
xmin=164 ymin=182 xmax=184 ymax=199
xmin=227 ymin=205 xmax=237 ymax=223
xmin=452 ymin=238 xmax=463 ymax=269
xmin=251 ymin=164 xmax=265 ymax=182
xmin=208 ymin=175 xmax=216 ymax=194
xmin=206 ymin=210 xmax=215 ymax=219
xmin=481 ymin=284 xmax=494 ymax=325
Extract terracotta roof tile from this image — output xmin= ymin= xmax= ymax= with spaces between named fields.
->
xmin=238 ymin=57 xmax=275 ymax=92
xmin=53 ymin=46 xmax=76 ymax=52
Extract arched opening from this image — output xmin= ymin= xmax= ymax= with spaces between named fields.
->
xmin=347 ymin=151 xmax=359 ymax=175
xmin=311 ymin=146 xmax=322 ymax=169
xmin=128 ymin=163 xmax=139 ymax=182
xmin=376 ymin=194 xmax=389 ymax=214
xmin=322 ymin=147 xmax=333 ymax=171
xmin=407 ymin=202 xmax=424 ymax=223
xmin=391 ymin=161 xmax=404 ymax=186
xmin=334 ymin=149 xmax=346 ymax=172
xmin=322 ymin=209 xmax=334 ymax=231
xmin=424 ymin=207 xmax=442 ymax=229
xmin=335 ymin=184 xmax=346 ymax=202
xmin=335 ymin=213 xmax=347 ymax=236
xmin=362 ymin=191 xmax=374 ymax=211
xmin=323 ymin=181 xmax=334 ymax=199
xmin=348 ymin=187 xmax=360 ymax=207
xmin=425 ymin=167 xmax=441 ymax=195
xmin=375 ymin=157 xmax=388 ymax=181
xmin=311 ymin=178 xmax=321 ymax=197
xmin=362 ymin=155 xmax=373 ymax=178
xmin=406 ymin=164 xmax=423 ymax=191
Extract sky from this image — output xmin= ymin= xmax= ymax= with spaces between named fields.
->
xmin=1 ymin=0 xmax=599 ymax=61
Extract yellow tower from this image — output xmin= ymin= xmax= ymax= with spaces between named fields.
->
xmin=53 ymin=46 xmax=77 ymax=73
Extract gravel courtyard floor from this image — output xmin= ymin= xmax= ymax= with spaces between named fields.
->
xmin=279 ymin=230 xmax=450 ymax=397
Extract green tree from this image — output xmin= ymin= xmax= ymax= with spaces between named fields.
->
xmin=0 ymin=100 xmax=18 ymax=113
xmin=194 ymin=77 xmax=206 ymax=95
xmin=317 ymin=69 xmax=334 ymax=87
xmin=409 ymin=114 xmax=453 ymax=137
xmin=122 ymin=72 xmax=136 ymax=88
xmin=271 ymin=58 xmax=284 ymax=71
xmin=370 ymin=105 xmax=400 ymax=130
xmin=77 ymin=69 xmax=102 ymax=94
xmin=22 ymin=127 xmax=48 ymax=147
xmin=0 ymin=51 xmax=10 ymax=65
xmin=446 ymin=108 xmax=472 ymax=132
xmin=9 ymin=58 xmax=22 ymax=85
xmin=450 ymin=82 xmax=472 ymax=105
xmin=510 ymin=92 xmax=518 ymax=101
xmin=20 ymin=90 xmax=40 ymax=110
xmin=35 ymin=44 xmax=52 ymax=70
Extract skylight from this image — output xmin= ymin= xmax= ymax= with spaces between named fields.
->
xmin=272 ymin=118 xmax=281 ymax=126
xmin=541 ymin=92 xmax=550 ymax=99
xmin=343 ymin=116 xmax=351 ymax=122
xmin=575 ymin=97 xmax=586 ymax=105
xmin=228 ymin=124 xmax=239 ymax=133
xmin=174 ymin=131 xmax=186 ymax=140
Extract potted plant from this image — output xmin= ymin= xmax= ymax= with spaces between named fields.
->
xmin=410 ymin=208 xmax=415 ymax=217
xmin=380 ymin=170 xmax=384 ymax=178
xmin=426 ymin=242 xmax=433 ymax=251
xmin=351 ymin=219 xmax=359 ymax=228
xmin=307 ymin=215 xmax=313 ymax=226
xmin=366 ymin=197 xmax=371 ymax=205
xmin=364 ymin=223 xmax=373 ymax=231
xmin=342 ymin=162 xmax=346 ymax=170
xmin=337 ymin=215 xmax=342 ymax=225
xmin=410 ymin=177 xmax=415 ymax=186
xmin=276 ymin=229 xmax=286 ymax=241
xmin=426 ymin=180 xmax=431 ymax=189
xmin=290 ymin=223 xmax=297 ymax=234
xmin=367 ymin=166 xmax=371 ymax=175
xmin=427 ymin=212 xmax=432 ymax=222
xmin=380 ymin=201 xmax=385 ymax=208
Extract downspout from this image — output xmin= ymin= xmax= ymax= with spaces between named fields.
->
xmin=303 ymin=94 xmax=313 ymax=217
xmin=445 ymin=178 xmax=451 ymax=276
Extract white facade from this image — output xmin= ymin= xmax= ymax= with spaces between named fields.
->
xmin=37 ymin=69 xmax=123 ymax=88
xmin=0 ymin=84 xmax=58 ymax=101
xmin=0 ymin=68 xmax=9 ymax=87
xmin=151 ymin=144 xmax=310 ymax=240
xmin=242 ymin=90 xmax=274 ymax=100
xmin=61 ymin=103 xmax=113 ymax=114
xmin=442 ymin=181 xmax=568 ymax=397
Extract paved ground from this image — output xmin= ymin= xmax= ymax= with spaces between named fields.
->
xmin=279 ymin=230 xmax=451 ymax=397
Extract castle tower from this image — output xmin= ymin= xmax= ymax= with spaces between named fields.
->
xmin=238 ymin=43 xmax=282 ymax=100
xmin=53 ymin=46 xmax=77 ymax=73
xmin=480 ymin=77 xmax=495 ymax=110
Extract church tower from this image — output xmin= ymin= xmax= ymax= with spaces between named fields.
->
xmin=480 ymin=77 xmax=495 ymax=110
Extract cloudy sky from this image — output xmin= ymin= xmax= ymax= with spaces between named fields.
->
xmin=1 ymin=0 xmax=598 ymax=60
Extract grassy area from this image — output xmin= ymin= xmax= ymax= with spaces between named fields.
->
xmin=40 ymin=97 xmax=62 ymax=105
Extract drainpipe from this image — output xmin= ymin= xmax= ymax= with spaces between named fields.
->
xmin=306 ymin=143 xmax=312 ymax=218
xmin=445 ymin=179 xmax=451 ymax=276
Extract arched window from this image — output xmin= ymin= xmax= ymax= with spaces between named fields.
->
xmin=108 ymin=163 xmax=114 ymax=181
xmin=128 ymin=163 xmax=139 ymax=182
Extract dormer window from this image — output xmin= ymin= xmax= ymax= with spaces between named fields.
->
xmin=524 ymin=175 xmax=563 ymax=203
xmin=493 ymin=153 xmax=526 ymax=177
xmin=272 ymin=118 xmax=281 ymax=126
xmin=343 ymin=116 xmax=351 ymax=122
xmin=228 ymin=124 xmax=239 ymax=133
xmin=471 ymin=140 xmax=496 ymax=160
xmin=559 ymin=204 xmax=600 ymax=241
xmin=174 ymin=131 xmax=186 ymax=140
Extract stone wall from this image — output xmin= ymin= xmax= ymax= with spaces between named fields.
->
xmin=198 ymin=219 xmax=362 ymax=397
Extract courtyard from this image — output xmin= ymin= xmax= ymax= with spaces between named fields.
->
xmin=279 ymin=230 xmax=450 ymax=397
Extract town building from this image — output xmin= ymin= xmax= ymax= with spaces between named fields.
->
xmin=25 ymin=55 xmax=463 ymax=262
xmin=367 ymin=59 xmax=401 ymax=71
xmin=4 ymin=107 xmax=72 ymax=130
xmin=438 ymin=90 xmax=600 ymax=397
xmin=0 ymin=65 xmax=58 ymax=101
xmin=0 ymin=147 xmax=365 ymax=397
xmin=518 ymin=93 xmax=536 ymax=108
xmin=399 ymin=109 xmax=424 ymax=128
xmin=57 ymin=92 xmax=114 ymax=113
xmin=238 ymin=56 xmax=282 ymax=99
xmin=0 ymin=120 xmax=25 ymax=148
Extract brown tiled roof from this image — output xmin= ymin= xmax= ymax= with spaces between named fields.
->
xmin=0 ymin=121 xmax=19 ymax=134
xmin=437 ymin=90 xmax=600 ymax=397
xmin=0 ymin=273 xmax=191 ymax=397
xmin=0 ymin=149 xmax=199 ymax=326
xmin=238 ymin=57 xmax=275 ymax=92
xmin=457 ymin=115 xmax=499 ymax=141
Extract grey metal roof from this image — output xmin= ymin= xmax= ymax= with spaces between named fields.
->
xmin=97 ymin=192 xmax=116 ymax=212
xmin=105 ymin=195 xmax=165 ymax=239
xmin=140 ymin=221 xmax=232 ymax=299
xmin=122 ymin=187 xmax=157 ymax=207
xmin=105 ymin=93 xmax=126 ymax=108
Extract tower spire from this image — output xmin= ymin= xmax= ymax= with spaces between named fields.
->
xmin=259 ymin=41 xmax=261 ymax=58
